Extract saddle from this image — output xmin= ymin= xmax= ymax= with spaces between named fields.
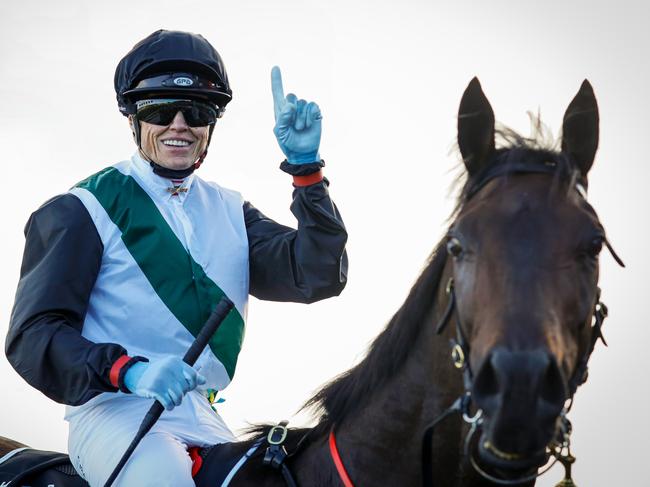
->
xmin=0 ymin=448 xmax=87 ymax=487
xmin=0 ymin=421 xmax=299 ymax=486
xmin=0 ymin=443 xmax=258 ymax=487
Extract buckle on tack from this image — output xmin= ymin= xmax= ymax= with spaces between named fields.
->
xmin=267 ymin=420 xmax=289 ymax=445
xmin=264 ymin=420 xmax=291 ymax=472
xmin=263 ymin=420 xmax=301 ymax=487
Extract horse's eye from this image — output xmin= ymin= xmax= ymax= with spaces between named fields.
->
xmin=447 ymin=237 xmax=464 ymax=258
xmin=588 ymin=237 xmax=604 ymax=257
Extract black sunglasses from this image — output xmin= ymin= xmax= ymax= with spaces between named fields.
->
xmin=136 ymin=99 xmax=218 ymax=127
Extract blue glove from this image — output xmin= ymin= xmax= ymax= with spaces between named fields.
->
xmin=271 ymin=66 xmax=322 ymax=164
xmin=123 ymin=356 xmax=206 ymax=411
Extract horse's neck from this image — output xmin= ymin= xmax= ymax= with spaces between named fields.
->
xmin=321 ymin=287 xmax=467 ymax=485
xmin=0 ymin=436 xmax=27 ymax=456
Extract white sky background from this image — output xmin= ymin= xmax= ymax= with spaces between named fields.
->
xmin=0 ymin=1 xmax=647 ymax=485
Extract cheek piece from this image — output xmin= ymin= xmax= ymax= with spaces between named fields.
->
xmin=132 ymin=115 xmax=216 ymax=179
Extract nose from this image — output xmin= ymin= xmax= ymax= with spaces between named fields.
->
xmin=472 ymin=347 xmax=567 ymax=452
xmin=169 ymin=111 xmax=189 ymax=129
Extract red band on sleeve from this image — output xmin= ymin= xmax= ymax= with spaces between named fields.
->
xmin=109 ymin=355 xmax=131 ymax=388
xmin=293 ymin=170 xmax=324 ymax=187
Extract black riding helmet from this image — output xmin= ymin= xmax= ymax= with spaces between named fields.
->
xmin=114 ymin=30 xmax=232 ymax=177
xmin=115 ymin=29 xmax=232 ymax=116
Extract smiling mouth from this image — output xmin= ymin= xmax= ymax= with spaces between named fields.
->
xmin=162 ymin=139 xmax=193 ymax=148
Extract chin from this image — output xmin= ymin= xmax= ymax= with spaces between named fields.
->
xmin=476 ymin=430 xmax=549 ymax=475
xmin=159 ymin=158 xmax=196 ymax=170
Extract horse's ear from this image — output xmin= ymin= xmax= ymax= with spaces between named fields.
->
xmin=458 ymin=77 xmax=496 ymax=176
xmin=561 ymin=80 xmax=599 ymax=178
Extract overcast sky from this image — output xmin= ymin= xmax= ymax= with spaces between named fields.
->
xmin=1 ymin=1 xmax=648 ymax=485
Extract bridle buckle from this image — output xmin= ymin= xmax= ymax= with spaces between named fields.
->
xmin=451 ymin=343 xmax=466 ymax=369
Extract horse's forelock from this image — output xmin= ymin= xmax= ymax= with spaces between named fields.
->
xmin=452 ymin=116 xmax=580 ymax=216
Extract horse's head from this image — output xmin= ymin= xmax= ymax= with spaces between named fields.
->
xmin=447 ymin=78 xmax=615 ymax=474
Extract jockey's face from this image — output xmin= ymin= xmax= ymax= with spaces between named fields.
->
xmin=134 ymin=111 xmax=210 ymax=170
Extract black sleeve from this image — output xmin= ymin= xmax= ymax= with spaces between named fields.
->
xmin=5 ymin=194 xmax=128 ymax=406
xmin=245 ymin=179 xmax=348 ymax=303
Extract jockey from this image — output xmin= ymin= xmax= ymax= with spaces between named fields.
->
xmin=5 ymin=29 xmax=348 ymax=486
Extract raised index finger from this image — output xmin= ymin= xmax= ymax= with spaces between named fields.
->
xmin=271 ymin=66 xmax=285 ymax=120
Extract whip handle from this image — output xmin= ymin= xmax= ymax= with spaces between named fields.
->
xmin=103 ymin=297 xmax=234 ymax=487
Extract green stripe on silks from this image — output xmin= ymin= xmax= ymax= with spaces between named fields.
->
xmin=76 ymin=167 xmax=244 ymax=379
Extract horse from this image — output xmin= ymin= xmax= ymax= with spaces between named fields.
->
xmin=1 ymin=78 xmax=620 ymax=487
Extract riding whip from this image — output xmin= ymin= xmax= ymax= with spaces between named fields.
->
xmin=103 ymin=296 xmax=234 ymax=487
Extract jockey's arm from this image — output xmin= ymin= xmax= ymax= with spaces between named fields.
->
xmin=5 ymin=176 xmax=348 ymax=406
xmin=5 ymin=194 xmax=127 ymax=406
xmin=245 ymin=177 xmax=348 ymax=304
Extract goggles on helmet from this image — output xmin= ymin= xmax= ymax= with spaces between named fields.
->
xmin=135 ymin=99 xmax=218 ymax=127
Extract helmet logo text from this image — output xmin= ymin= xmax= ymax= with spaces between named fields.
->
xmin=173 ymin=77 xmax=194 ymax=87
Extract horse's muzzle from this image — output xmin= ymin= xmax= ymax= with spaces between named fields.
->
xmin=471 ymin=347 xmax=567 ymax=467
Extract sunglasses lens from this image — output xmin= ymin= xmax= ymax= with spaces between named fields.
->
xmin=137 ymin=100 xmax=217 ymax=127
xmin=138 ymin=104 xmax=177 ymax=125
xmin=184 ymin=104 xmax=217 ymax=127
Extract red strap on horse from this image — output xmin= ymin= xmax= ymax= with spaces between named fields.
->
xmin=328 ymin=429 xmax=355 ymax=487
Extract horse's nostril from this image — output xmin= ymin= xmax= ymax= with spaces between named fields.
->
xmin=540 ymin=355 xmax=566 ymax=407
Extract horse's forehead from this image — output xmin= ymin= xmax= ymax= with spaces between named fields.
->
xmin=461 ymin=175 xmax=580 ymax=227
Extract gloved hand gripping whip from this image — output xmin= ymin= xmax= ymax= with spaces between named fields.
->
xmin=123 ymin=355 xmax=206 ymax=411
xmin=103 ymin=297 xmax=234 ymax=487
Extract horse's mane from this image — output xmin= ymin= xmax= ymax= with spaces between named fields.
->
xmin=302 ymin=240 xmax=449 ymax=437
xmin=301 ymin=118 xmax=579 ymax=438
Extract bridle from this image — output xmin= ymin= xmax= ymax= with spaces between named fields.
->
xmin=416 ymin=160 xmax=622 ymax=486
xmin=328 ymin=160 xmax=623 ymax=487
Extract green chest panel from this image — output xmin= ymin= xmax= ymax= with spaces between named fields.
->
xmin=77 ymin=167 xmax=244 ymax=379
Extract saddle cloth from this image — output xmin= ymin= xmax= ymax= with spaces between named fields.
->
xmin=0 ymin=441 xmax=261 ymax=487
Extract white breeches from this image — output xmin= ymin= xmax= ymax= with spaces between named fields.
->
xmin=66 ymin=391 xmax=235 ymax=487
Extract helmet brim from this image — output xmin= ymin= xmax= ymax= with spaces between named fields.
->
xmin=121 ymin=72 xmax=232 ymax=115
